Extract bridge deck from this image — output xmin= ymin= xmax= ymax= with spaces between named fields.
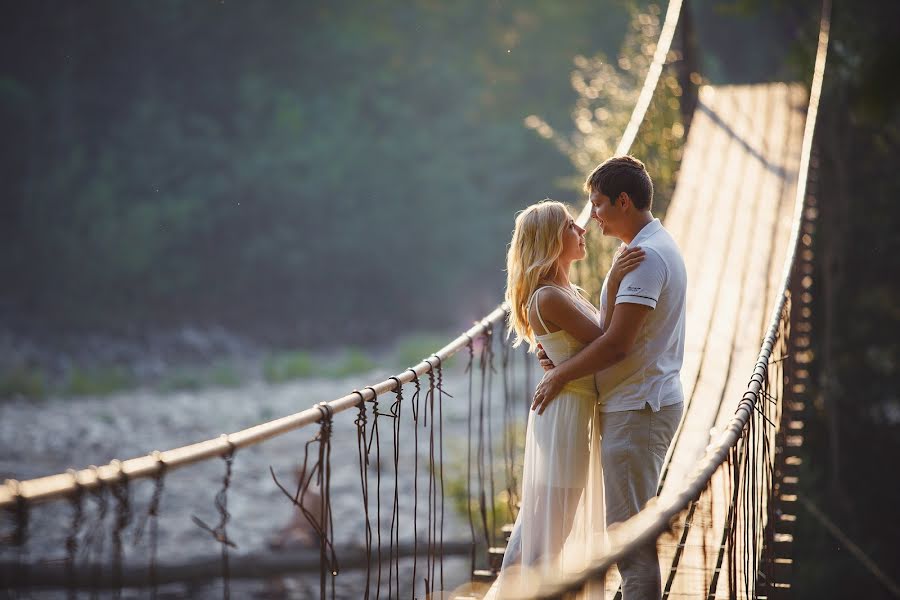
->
xmin=603 ymin=82 xmax=807 ymax=599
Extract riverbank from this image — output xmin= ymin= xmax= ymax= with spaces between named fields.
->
xmin=0 ymin=325 xmax=459 ymax=402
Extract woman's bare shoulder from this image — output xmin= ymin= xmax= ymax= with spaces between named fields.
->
xmin=532 ymin=285 xmax=603 ymax=344
xmin=528 ymin=286 xmax=570 ymax=334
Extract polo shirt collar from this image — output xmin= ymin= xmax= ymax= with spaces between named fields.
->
xmin=627 ymin=218 xmax=662 ymax=248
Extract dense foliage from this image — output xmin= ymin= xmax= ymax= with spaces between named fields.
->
xmin=0 ymin=0 xmax=796 ymax=347
xmin=791 ymin=1 xmax=900 ymax=597
xmin=1 ymin=1 xmax=645 ymax=344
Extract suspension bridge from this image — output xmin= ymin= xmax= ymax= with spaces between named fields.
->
xmin=1 ymin=0 xmax=831 ymax=598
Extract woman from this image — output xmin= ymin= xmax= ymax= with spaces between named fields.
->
xmin=488 ymin=200 xmax=644 ymax=598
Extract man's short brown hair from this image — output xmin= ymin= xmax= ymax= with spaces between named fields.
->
xmin=584 ymin=155 xmax=654 ymax=210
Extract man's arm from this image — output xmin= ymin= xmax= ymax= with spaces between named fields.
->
xmin=531 ymin=302 xmax=651 ymax=414
xmin=536 ymin=246 xmax=646 ymax=369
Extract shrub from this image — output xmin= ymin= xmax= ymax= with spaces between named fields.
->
xmin=263 ymin=350 xmax=317 ymax=382
xmin=208 ymin=363 xmax=241 ymax=388
xmin=325 ymin=348 xmax=375 ymax=378
xmin=65 ymin=367 xmax=133 ymax=396
xmin=0 ymin=367 xmax=47 ymax=400
xmin=392 ymin=333 xmax=458 ymax=370
xmin=157 ymin=368 xmax=206 ymax=392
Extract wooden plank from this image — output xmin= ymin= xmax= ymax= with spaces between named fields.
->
xmin=715 ymin=83 xmax=791 ymax=422
xmin=673 ymin=86 xmax=741 ymax=411
xmin=763 ymin=84 xmax=807 ymax=327
xmin=663 ymin=82 xmax=771 ymax=598
xmin=662 ymin=83 xmax=804 ymax=599
xmin=661 ymin=84 xmax=719 ymax=243
xmin=707 ymin=84 xmax=791 ymax=599
xmin=662 ymin=82 xmax=764 ymax=500
xmin=661 ymin=84 xmax=745 ymax=487
xmin=704 ymin=83 xmax=786 ymax=600
xmin=710 ymin=83 xmax=806 ymax=600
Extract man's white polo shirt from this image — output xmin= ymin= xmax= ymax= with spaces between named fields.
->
xmin=595 ymin=218 xmax=687 ymax=413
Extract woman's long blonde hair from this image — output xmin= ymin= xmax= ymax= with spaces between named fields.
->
xmin=505 ymin=200 xmax=571 ymax=352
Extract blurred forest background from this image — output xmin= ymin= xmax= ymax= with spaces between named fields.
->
xmin=1 ymin=0 xmax=898 ymax=597
xmin=0 ymin=0 xmax=797 ymax=345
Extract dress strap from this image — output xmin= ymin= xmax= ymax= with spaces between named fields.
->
xmin=526 ymin=286 xmax=552 ymax=334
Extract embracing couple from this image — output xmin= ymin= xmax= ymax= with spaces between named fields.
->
xmin=489 ymin=156 xmax=686 ymax=600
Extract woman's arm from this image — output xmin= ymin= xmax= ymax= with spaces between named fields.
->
xmin=602 ymin=246 xmax=646 ymax=332
xmin=533 ymin=247 xmax=645 ymax=364
xmin=529 ymin=287 xmax=603 ymax=346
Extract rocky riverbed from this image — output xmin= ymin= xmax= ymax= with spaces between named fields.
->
xmin=0 ymin=353 xmax=536 ymax=599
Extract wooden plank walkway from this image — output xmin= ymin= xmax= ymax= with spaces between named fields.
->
xmin=603 ymin=82 xmax=807 ymax=599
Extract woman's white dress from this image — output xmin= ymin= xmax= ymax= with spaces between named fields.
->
xmin=486 ymin=285 xmax=606 ymax=599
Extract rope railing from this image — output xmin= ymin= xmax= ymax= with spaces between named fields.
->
xmin=0 ymin=307 xmax=507 ymax=509
xmin=506 ymin=0 xmax=832 ymax=597
xmin=1 ymin=311 xmax=529 ymax=598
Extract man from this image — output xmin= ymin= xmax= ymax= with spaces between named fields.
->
xmin=531 ymin=155 xmax=686 ymax=600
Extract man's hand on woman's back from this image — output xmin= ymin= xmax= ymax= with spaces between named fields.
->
xmin=536 ymin=344 xmax=555 ymax=371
